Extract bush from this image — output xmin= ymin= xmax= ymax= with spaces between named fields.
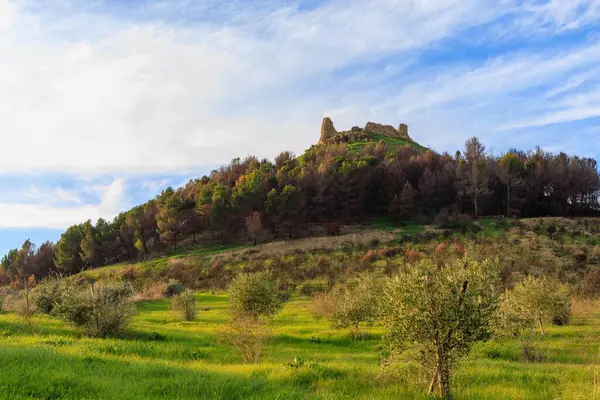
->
xmin=164 ymin=280 xmax=185 ymax=298
xmin=218 ymin=315 xmax=270 ymax=363
xmin=578 ymin=269 xmax=600 ymax=298
xmin=228 ymin=271 xmax=282 ymax=319
xmin=31 ymin=279 xmax=65 ymax=315
xmin=311 ymin=289 xmax=341 ymax=321
xmin=508 ymin=275 xmax=571 ymax=334
xmin=53 ymin=283 xmax=136 ymax=337
xmin=298 ymin=282 xmax=328 ymax=296
xmin=330 ymin=274 xmax=381 ymax=338
xmin=494 ymin=290 xmax=542 ymax=362
xmin=9 ymin=291 xmax=37 ymax=320
xmin=171 ymin=290 xmax=197 ymax=321
xmin=0 ymin=286 xmax=17 ymax=311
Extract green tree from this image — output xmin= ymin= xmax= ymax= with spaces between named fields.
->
xmin=497 ymin=152 xmax=523 ymax=215
xmin=493 ymin=290 xmax=542 ymax=362
xmin=228 ymin=271 xmax=282 ymax=319
xmin=54 ymin=225 xmax=85 ymax=274
xmin=381 ymin=258 xmax=500 ymax=399
xmin=156 ymin=187 xmax=185 ymax=250
xmin=506 ymin=275 xmax=571 ymax=335
xmin=330 ymin=274 xmax=380 ymax=338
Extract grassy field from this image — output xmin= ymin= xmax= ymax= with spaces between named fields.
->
xmin=1 ymin=293 xmax=598 ymax=399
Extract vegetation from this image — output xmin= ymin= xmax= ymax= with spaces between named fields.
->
xmin=52 ymin=283 xmax=136 ymax=337
xmin=381 ymin=258 xmax=500 ymax=398
xmin=0 ymin=292 xmax=598 ymax=399
xmin=329 ymin=274 xmax=380 ymax=338
xmin=2 ymin=136 xmax=599 ymax=286
xmin=1 ymin=129 xmax=599 ymax=398
xmin=227 ymin=271 xmax=282 ymax=320
xmin=501 ymin=276 xmax=571 ymax=335
xmin=171 ymin=289 xmax=197 ymax=321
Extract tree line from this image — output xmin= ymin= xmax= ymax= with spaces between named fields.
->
xmin=2 ymin=136 xmax=599 ymax=282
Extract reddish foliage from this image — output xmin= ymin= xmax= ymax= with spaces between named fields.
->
xmin=324 ymin=223 xmax=342 ymax=236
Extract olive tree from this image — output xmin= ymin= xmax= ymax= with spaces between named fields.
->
xmin=228 ymin=271 xmax=282 ymax=319
xmin=330 ymin=274 xmax=380 ymax=338
xmin=508 ymin=275 xmax=571 ymax=335
xmin=493 ymin=290 xmax=542 ymax=362
xmin=381 ymin=258 xmax=500 ymax=399
xmin=223 ymin=271 xmax=283 ymax=363
xmin=171 ymin=289 xmax=197 ymax=321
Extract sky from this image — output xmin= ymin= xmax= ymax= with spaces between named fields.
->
xmin=1 ymin=0 xmax=600 ymax=255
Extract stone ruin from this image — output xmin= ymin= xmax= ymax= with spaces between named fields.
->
xmin=319 ymin=117 xmax=410 ymax=143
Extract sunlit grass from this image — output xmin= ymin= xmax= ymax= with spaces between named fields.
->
xmin=0 ymin=293 xmax=597 ymax=399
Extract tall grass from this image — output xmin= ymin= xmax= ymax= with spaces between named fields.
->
xmin=0 ymin=292 xmax=597 ymax=399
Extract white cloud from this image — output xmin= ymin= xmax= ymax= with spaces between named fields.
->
xmin=0 ymin=0 xmax=15 ymax=31
xmin=0 ymin=0 xmax=518 ymax=175
xmin=0 ymin=0 xmax=600 ymax=232
xmin=0 ymin=178 xmax=125 ymax=228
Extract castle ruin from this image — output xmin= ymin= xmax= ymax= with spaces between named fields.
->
xmin=319 ymin=117 xmax=410 ymax=143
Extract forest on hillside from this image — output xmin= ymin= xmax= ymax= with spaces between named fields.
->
xmin=2 ymin=136 xmax=599 ymax=283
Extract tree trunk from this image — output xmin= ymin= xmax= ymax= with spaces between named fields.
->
xmin=427 ymin=370 xmax=438 ymax=395
xmin=538 ymin=318 xmax=545 ymax=335
xmin=437 ymin=361 xmax=452 ymax=399
xmin=506 ymin=184 xmax=511 ymax=216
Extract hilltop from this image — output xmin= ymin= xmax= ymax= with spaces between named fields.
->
xmin=316 ymin=117 xmax=427 ymax=153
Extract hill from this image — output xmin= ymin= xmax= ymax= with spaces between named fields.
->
xmin=1 ymin=217 xmax=600 ymax=399
xmin=317 ymin=117 xmax=428 ymax=153
xmin=2 ymin=118 xmax=599 ymax=284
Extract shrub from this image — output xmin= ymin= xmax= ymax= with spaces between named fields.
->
xmin=0 ymin=286 xmax=17 ymax=311
xmin=31 ymin=279 xmax=66 ymax=315
xmin=508 ymin=275 xmax=571 ymax=334
xmin=578 ymin=269 xmax=600 ymax=298
xmin=10 ymin=291 xmax=37 ymax=320
xmin=164 ymin=280 xmax=185 ymax=298
xmin=494 ymin=290 xmax=543 ymax=362
xmin=324 ymin=223 xmax=342 ymax=236
xmin=166 ymin=261 xmax=202 ymax=288
xmin=298 ymin=282 xmax=328 ymax=297
xmin=381 ymin=258 xmax=500 ymax=399
xmin=133 ymin=281 xmax=167 ymax=301
xmin=218 ymin=315 xmax=270 ymax=363
xmin=311 ymin=289 xmax=341 ymax=321
xmin=171 ymin=290 xmax=197 ymax=321
xmin=361 ymin=249 xmax=378 ymax=266
xmin=228 ymin=271 xmax=282 ymax=319
xmin=330 ymin=274 xmax=381 ymax=338
xmin=53 ymin=283 xmax=136 ymax=337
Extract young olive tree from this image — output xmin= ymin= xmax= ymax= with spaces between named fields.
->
xmin=171 ymin=289 xmax=197 ymax=321
xmin=223 ymin=271 xmax=283 ymax=363
xmin=228 ymin=271 xmax=282 ymax=319
xmin=508 ymin=275 xmax=571 ymax=335
xmin=330 ymin=274 xmax=380 ymax=339
xmin=381 ymin=258 xmax=500 ymax=399
xmin=493 ymin=290 xmax=542 ymax=362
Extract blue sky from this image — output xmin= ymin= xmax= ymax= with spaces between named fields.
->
xmin=1 ymin=0 xmax=600 ymax=255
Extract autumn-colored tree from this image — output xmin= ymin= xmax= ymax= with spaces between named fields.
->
xmin=245 ymin=211 xmax=264 ymax=245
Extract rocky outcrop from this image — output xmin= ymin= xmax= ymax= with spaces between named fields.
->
xmin=364 ymin=122 xmax=399 ymax=137
xmin=319 ymin=118 xmax=410 ymax=144
xmin=319 ymin=117 xmax=337 ymax=143
xmin=398 ymin=123 xmax=409 ymax=138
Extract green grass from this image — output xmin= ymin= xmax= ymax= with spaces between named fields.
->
xmin=82 ymin=243 xmax=248 ymax=278
xmin=347 ymin=133 xmax=428 ymax=153
xmin=0 ymin=293 xmax=598 ymax=399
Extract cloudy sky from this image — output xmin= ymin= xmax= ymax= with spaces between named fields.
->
xmin=1 ymin=0 xmax=600 ymax=255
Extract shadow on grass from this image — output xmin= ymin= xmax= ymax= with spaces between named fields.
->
xmin=0 ymin=343 xmax=350 ymax=399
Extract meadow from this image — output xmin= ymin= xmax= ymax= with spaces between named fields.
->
xmin=1 ymin=291 xmax=598 ymax=400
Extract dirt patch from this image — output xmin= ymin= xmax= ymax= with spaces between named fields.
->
xmin=214 ymin=229 xmax=398 ymax=258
